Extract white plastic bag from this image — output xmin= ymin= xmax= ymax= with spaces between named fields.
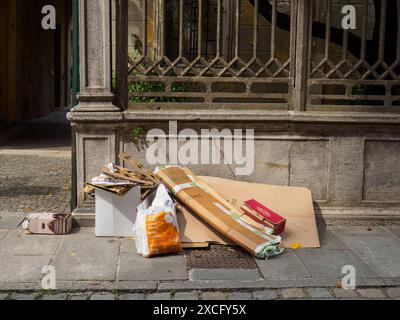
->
xmin=134 ymin=184 xmax=182 ymax=258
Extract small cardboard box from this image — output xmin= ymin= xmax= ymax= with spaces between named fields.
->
xmin=95 ymin=186 xmax=141 ymax=237
xmin=23 ymin=213 xmax=73 ymax=235
xmin=241 ymin=199 xmax=286 ymax=235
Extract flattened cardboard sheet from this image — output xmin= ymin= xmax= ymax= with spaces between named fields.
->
xmin=178 ymin=175 xmax=320 ymax=249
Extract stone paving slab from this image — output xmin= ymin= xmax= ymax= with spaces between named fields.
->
xmin=330 ymin=226 xmax=387 ymax=236
xmin=294 ymin=249 xmax=378 ymax=279
xmin=382 ymin=277 xmax=400 ymax=286
xmin=146 ymin=293 xmax=172 ymax=300
xmin=307 ymin=288 xmax=333 ymax=299
xmin=252 ymin=290 xmax=278 ymax=300
xmin=9 ymin=293 xmax=38 ymax=300
xmin=280 ymin=288 xmax=306 ymax=299
xmin=0 ymin=215 xmax=25 ymax=230
xmin=118 ymin=239 xmax=188 ymax=281
xmin=3 ymin=287 xmax=400 ymax=300
xmin=42 ymin=293 xmax=69 ymax=300
xmin=174 ymin=291 xmax=199 ymax=300
xmin=0 ymin=255 xmax=52 ymax=282
xmin=0 ymin=229 xmax=63 ymax=256
xmin=357 ymin=288 xmax=386 ymax=299
xmin=385 ymin=226 xmax=400 ymax=239
xmin=0 ymin=230 xmax=7 ymax=241
xmin=189 ymin=269 xmax=262 ymax=281
xmin=0 ymin=293 xmax=9 ymax=300
xmin=319 ymin=229 xmax=349 ymax=250
xmin=387 ymin=287 xmax=400 ymax=299
xmin=90 ymin=293 xmax=116 ymax=300
xmin=332 ymin=288 xmax=359 ymax=299
xmin=228 ymin=292 xmax=253 ymax=300
xmin=69 ymin=293 xmax=91 ymax=300
xmin=51 ymin=236 xmax=119 ymax=281
xmin=256 ymin=250 xmax=311 ymax=280
xmin=333 ymin=230 xmax=400 ymax=277
xmin=119 ymin=293 xmax=146 ymax=300
xmin=200 ymin=292 xmax=228 ymax=300
xmin=157 ymin=278 xmax=385 ymax=292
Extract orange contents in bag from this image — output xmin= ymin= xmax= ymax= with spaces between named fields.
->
xmin=145 ymin=211 xmax=182 ymax=257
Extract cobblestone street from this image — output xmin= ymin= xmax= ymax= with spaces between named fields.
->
xmin=0 ymin=153 xmax=71 ymax=214
xmin=0 ymin=110 xmax=72 ymax=215
xmin=0 ymin=286 xmax=399 ymax=300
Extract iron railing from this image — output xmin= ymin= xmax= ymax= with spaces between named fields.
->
xmin=115 ymin=0 xmax=400 ymax=112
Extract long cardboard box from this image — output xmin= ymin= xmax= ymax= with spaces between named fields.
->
xmin=156 ymin=166 xmax=283 ymax=259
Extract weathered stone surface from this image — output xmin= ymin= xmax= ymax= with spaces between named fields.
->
xmin=0 ymin=154 xmax=71 ymax=214
xmin=386 ymin=226 xmax=400 ymax=239
xmin=90 ymin=293 xmax=116 ymax=300
xmin=307 ymin=288 xmax=333 ymax=299
xmin=200 ymin=292 xmax=228 ymax=300
xmin=0 ymin=230 xmax=62 ymax=256
xmin=189 ymin=269 xmax=262 ymax=281
xmin=174 ymin=291 xmax=199 ymax=301
xmin=334 ymin=230 xmax=400 ymax=277
xmin=333 ymin=288 xmax=359 ymax=299
xmin=42 ymin=293 xmax=69 ymax=300
xmin=363 ymin=140 xmax=400 ymax=202
xmin=146 ymin=293 xmax=172 ymax=300
xmin=319 ymin=229 xmax=350 ymax=250
xmin=118 ymin=293 xmax=146 ymax=301
xmin=252 ymin=140 xmax=291 ymax=185
xmin=0 ymin=230 xmax=7 ymax=241
xmin=295 ymin=249 xmax=377 ymax=279
xmin=69 ymin=293 xmax=91 ymax=300
xmin=281 ymin=288 xmax=306 ymax=299
xmin=0 ymin=215 xmax=25 ymax=230
xmin=256 ymin=250 xmax=310 ymax=280
xmin=327 ymin=137 xmax=364 ymax=205
xmin=51 ymin=236 xmax=119 ymax=281
xmin=9 ymin=293 xmax=37 ymax=300
xmin=79 ymin=136 xmax=115 ymax=205
xmin=387 ymin=288 xmax=400 ymax=299
xmin=228 ymin=292 xmax=253 ymax=300
xmin=0 ymin=255 xmax=52 ymax=282
xmin=0 ymin=293 xmax=9 ymax=300
xmin=118 ymin=239 xmax=187 ymax=281
xmin=289 ymin=140 xmax=329 ymax=201
xmin=357 ymin=288 xmax=386 ymax=299
xmin=331 ymin=226 xmax=387 ymax=237
xmin=252 ymin=290 xmax=278 ymax=300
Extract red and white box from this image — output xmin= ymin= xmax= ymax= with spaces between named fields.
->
xmin=241 ymin=199 xmax=287 ymax=235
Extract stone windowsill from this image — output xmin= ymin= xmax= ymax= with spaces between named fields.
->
xmin=67 ymin=109 xmax=400 ymax=125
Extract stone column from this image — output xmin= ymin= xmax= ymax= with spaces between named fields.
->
xmin=69 ymin=0 xmax=122 ymax=211
xmin=73 ymin=0 xmax=118 ymax=112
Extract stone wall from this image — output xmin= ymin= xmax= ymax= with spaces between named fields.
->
xmin=70 ymin=110 xmax=400 ymax=220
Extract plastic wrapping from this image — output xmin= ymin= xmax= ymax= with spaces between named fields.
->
xmin=134 ymin=184 xmax=182 ymax=258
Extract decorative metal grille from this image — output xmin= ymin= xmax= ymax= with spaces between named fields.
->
xmin=116 ymin=0 xmax=295 ymax=110
xmin=308 ymin=0 xmax=400 ymax=110
xmin=115 ymin=0 xmax=400 ymax=112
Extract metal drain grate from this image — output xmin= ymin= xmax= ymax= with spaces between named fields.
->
xmin=185 ymin=245 xmax=258 ymax=270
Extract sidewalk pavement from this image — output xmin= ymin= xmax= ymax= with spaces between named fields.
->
xmin=0 ymin=213 xmax=400 ymax=300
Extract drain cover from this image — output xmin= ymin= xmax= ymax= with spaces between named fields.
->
xmin=185 ymin=245 xmax=258 ymax=269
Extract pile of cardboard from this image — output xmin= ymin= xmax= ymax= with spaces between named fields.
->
xmin=85 ymin=154 xmax=321 ymax=259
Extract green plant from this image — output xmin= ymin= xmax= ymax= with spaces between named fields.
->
xmin=131 ymin=126 xmax=146 ymax=145
xmin=112 ymin=34 xmax=191 ymax=104
xmin=351 ymin=84 xmax=369 ymax=105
